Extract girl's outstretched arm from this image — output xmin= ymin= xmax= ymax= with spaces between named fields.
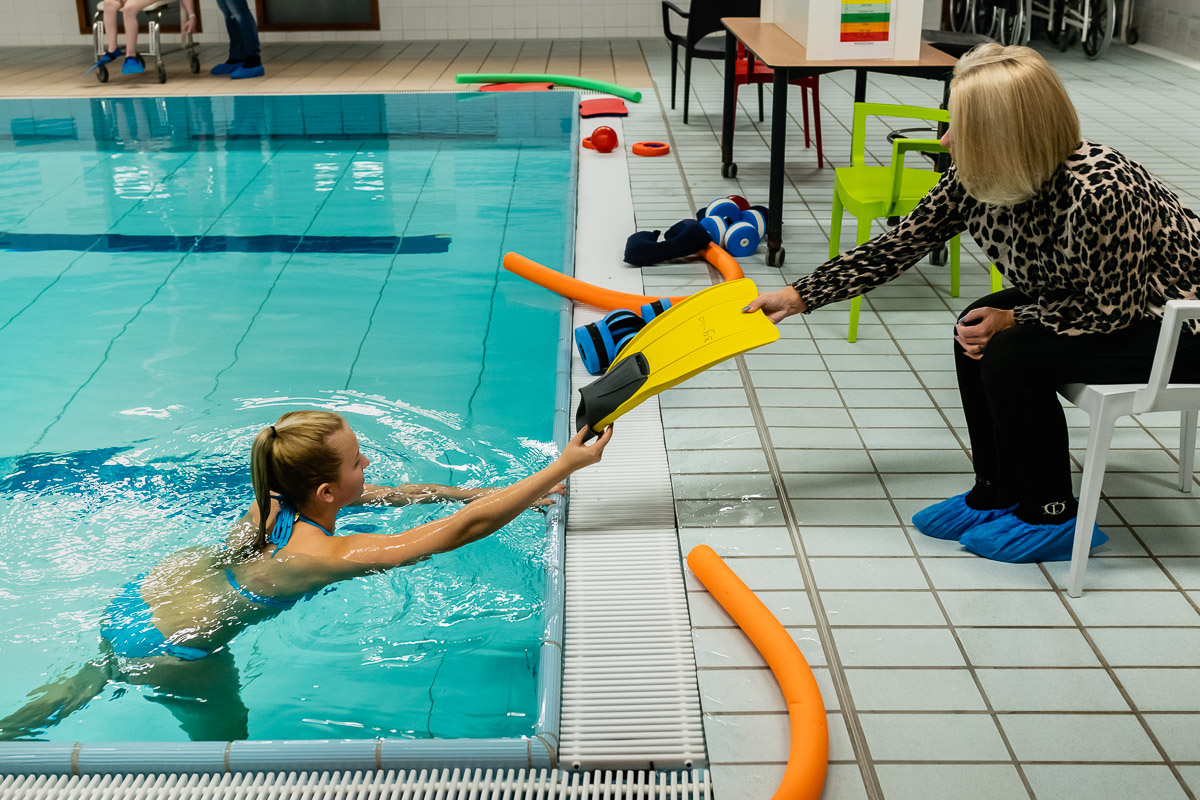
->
xmin=305 ymin=427 xmax=612 ymax=575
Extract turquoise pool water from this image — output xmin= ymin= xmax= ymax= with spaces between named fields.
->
xmin=0 ymin=93 xmax=574 ymax=742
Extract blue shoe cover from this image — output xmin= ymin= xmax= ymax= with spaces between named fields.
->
xmin=912 ymin=492 xmax=1017 ymax=541
xmin=210 ymin=61 xmax=241 ymax=75
xmin=122 ymin=55 xmax=145 ymax=75
xmin=231 ymin=64 xmax=265 ymax=79
xmin=960 ymin=513 xmax=1109 ymax=563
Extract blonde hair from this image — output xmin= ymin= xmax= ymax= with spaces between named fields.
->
xmin=247 ymin=410 xmax=346 ymax=554
xmin=948 ymin=43 xmax=1081 ymax=206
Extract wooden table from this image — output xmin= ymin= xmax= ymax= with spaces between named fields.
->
xmin=721 ymin=18 xmax=960 ymax=267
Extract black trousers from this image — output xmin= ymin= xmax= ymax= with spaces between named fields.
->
xmin=955 ymin=289 xmax=1200 ymax=517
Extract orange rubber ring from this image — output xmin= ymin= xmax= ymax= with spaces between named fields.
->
xmin=688 ymin=545 xmax=828 ymax=800
xmin=581 ymin=137 xmax=595 ymax=150
xmin=503 ymin=242 xmax=744 ymax=311
xmin=632 ymin=141 xmax=670 ymax=156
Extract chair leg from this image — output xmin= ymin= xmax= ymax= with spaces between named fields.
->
xmin=949 ymin=234 xmax=960 ymax=298
xmin=828 ymin=194 xmax=844 ymax=260
xmin=847 ymin=214 xmax=872 ymax=343
xmin=1067 ymin=407 xmax=1118 ymax=598
xmin=683 ymin=51 xmax=693 ymax=124
xmin=1180 ymin=408 xmax=1198 ymax=493
xmin=757 ymin=83 xmax=764 ymax=122
xmin=812 ymin=79 xmax=824 ymax=168
xmin=670 ymin=43 xmax=678 ymax=110
xmin=801 ymin=84 xmax=811 ymax=148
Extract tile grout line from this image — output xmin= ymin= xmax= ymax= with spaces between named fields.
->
xmin=735 ymin=350 xmax=886 ymax=799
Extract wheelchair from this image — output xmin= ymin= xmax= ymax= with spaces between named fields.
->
xmin=949 ymin=0 xmax=1030 ymax=46
xmin=92 ymin=0 xmax=200 ymax=83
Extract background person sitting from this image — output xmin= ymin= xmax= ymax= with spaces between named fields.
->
xmin=96 ymin=0 xmax=196 ymax=75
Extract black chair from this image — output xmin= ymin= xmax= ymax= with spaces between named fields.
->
xmin=662 ymin=0 xmax=760 ymax=124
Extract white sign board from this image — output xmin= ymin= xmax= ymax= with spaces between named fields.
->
xmin=762 ymin=0 xmax=923 ymax=61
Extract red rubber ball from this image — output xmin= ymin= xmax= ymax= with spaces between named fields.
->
xmin=590 ymin=126 xmax=618 ymax=153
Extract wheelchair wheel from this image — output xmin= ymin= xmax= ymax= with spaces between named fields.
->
xmin=949 ymin=0 xmax=972 ymax=32
xmin=156 ymin=60 xmax=167 ymax=83
xmin=96 ymin=64 xmax=108 ymax=83
xmin=971 ymin=0 xmax=1001 ymax=37
xmin=189 ymin=54 xmax=200 ymax=74
xmin=1082 ymin=0 xmax=1115 ymax=57
xmin=999 ymin=1 xmax=1030 ymax=44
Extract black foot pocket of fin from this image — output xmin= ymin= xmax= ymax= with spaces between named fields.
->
xmin=576 ymin=353 xmax=650 ymax=437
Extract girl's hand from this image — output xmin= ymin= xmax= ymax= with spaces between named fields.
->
xmin=558 ymin=425 xmax=614 ymax=472
xmin=954 ymin=307 xmax=1016 ymax=360
xmin=743 ymin=286 xmax=807 ymax=324
xmin=182 ymin=16 xmax=197 ymax=34
xmin=534 ymin=483 xmax=566 ymax=507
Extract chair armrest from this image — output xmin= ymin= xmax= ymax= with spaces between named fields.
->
xmin=662 ymin=0 xmax=689 ymax=37
xmin=1134 ymin=299 xmax=1200 ymax=414
xmin=889 ymin=138 xmax=946 ymax=214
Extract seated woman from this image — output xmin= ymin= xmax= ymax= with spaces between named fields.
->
xmin=748 ymin=44 xmax=1200 ymax=563
xmin=0 ymin=410 xmax=611 ymax=740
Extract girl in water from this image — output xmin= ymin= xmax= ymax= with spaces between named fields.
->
xmin=0 ymin=410 xmax=612 ymax=741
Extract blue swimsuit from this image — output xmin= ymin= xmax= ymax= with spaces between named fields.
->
xmin=101 ymin=496 xmax=334 ymax=661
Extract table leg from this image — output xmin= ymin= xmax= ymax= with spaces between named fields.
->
xmin=721 ymin=30 xmax=737 ymax=178
xmin=854 ymin=69 xmax=868 ymax=103
xmin=766 ymin=68 xmax=788 ymax=267
xmin=931 ymin=75 xmax=952 ymax=267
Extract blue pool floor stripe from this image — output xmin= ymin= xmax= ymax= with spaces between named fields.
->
xmin=0 ymin=232 xmax=452 ymax=255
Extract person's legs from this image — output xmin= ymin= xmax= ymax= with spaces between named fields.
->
xmin=213 ymin=0 xmax=245 ymax=65
xmin=220 ymin=0 xmax=263 ymax=76
xmin=959 ymin=317 xmax=1200 ymax=561
xmin=102 ymin=0 xmax=123 ymax=55
xmin=0 ymin=655 xmax=113 ymax=740
xmin=911 ymin=289 xmax=1029 ymax=541
xmin=128 ymin=649 xmax=250 ymax=741
xmin=953 ymin=288 xmax=1031 ymax=508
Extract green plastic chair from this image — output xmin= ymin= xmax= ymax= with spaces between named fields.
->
xmin=830 ymin=102 xmax=1000 ymax=342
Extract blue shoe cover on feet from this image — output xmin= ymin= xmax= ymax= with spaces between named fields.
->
xmin=960 ymin=513 xmax=1108 ymax=563
xmin=231 ymin=64 xmax=265 ymax=79
xmin=85 ymin=48 xmax=122 ymax=73
xmin=912 ymin=492 xmax=1017 ymax=541
xmin=122 ymin=55 xmax=145 ymax=75
xmin=210 ymin=61 xmax=241 ymax=75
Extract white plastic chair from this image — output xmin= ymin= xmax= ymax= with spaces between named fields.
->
xmin=1060 ymin=299 xmax=1200 ymax=597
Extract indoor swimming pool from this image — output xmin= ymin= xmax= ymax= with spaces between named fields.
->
xmin=0 ymin=92 xmax=576 ymax=749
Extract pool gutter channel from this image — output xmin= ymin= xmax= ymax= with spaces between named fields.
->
xmin=554 ymin=117 xmax=706 ymax=772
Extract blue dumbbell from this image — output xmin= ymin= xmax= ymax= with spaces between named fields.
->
xmin=574 ymin=309 xmax=646 ymax=375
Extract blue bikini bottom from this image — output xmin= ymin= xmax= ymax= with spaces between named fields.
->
xmin=100 ymin=575 xmax=212 ymax=661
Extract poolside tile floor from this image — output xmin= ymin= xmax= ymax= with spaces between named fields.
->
xmin=2 ymin=33 xmax=1198 ymax=800
xmin=627 ymin=37 xmax=1200 ymax=800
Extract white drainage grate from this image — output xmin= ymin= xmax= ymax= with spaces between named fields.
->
xmin=556 ymin=117 xmax=705 ymax=772
xmin=0 ymin=768 xmax=711 ymax=798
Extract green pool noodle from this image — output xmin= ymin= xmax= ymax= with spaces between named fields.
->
xmin=455 ymin=73 xmax=642 ymax=103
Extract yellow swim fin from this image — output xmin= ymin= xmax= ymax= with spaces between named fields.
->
xmin=576 ymin=278 xmax=780 ymax=435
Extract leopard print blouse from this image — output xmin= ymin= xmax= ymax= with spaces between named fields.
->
xmin=791 ymin=141 xmax=1200 ymax=335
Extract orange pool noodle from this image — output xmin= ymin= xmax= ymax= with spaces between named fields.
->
xmin=503 ymin=243 xmax=744 ymax=311
xmin=686 ymin=544 xmax=829 ymax=800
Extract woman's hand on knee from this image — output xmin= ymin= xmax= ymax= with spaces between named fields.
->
xmin=955 ymin=307 xmax=1015 ymax=360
